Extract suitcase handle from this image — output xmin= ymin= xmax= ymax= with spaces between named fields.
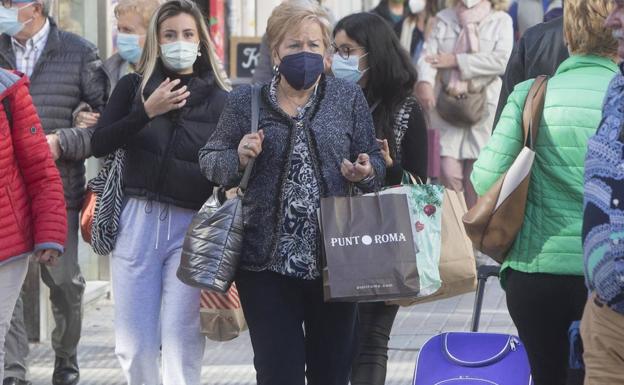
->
xmin=443 ymin=333 xmax=518 ymax=367
xmin=470 ymin=265 xmax=501 ymax=332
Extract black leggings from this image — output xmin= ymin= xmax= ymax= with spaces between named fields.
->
xmin=505 ymin=269 xmax=587 ymax=385
xmin=350 ymin=302 xmax=400 ymax=385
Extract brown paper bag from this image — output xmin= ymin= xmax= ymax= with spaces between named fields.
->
xmin=391 ymin=190 xmax=476 ymax=306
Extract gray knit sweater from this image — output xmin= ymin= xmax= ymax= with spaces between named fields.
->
xmin=199 ymin=76 xmax=385 ymax=271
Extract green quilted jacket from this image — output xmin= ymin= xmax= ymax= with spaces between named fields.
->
xmin=471 ymin=55 xmax=617 ymax=285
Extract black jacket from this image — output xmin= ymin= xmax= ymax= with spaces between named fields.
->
xmin=0 ymin=18 xmax=108 ymax=209
xmin=494 ymin=17 xmax=568 ymax=127
xmin=91 ymin=61 xmax=228 ymax=210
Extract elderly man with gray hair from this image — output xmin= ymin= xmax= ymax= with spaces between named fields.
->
xmin=0 ymin=1 xmax=108 ymax=385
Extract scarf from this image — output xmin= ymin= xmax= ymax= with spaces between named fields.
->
xmin=447 ymin=0 xmax=491 ymax=96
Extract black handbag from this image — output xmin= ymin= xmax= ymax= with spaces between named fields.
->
xmin=177 ymin=85 xmax=261 ymax=293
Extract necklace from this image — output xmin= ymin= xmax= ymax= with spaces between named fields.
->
xmin=278 ymin=84 xmax=311 ymax=114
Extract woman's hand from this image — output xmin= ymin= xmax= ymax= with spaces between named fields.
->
xmin=144 ymin=78 xmax=190 ymax=119
xmin=75 ymin=111 xmax=100 ymax=128
xmin=34 ymin=249 xmax=60 ymax=267
xmin=376 ymin=139 xmax=393 ymax=167
xmin=238 ymin=130 xmax=265 ymax=170
xmin=425 ymin=53 xmax=458 ymax=69
xmin=341 ymin=153 xmax=374 ymax=183
xmin=416 ymin=82 xmax=436 ymax=111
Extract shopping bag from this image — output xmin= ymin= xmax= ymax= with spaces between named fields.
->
xmin=200 ymin=283 xmax=247 ymax=342
xmin=377 ymin=180 xmax=444 ymax=297
xmin=320 ymin=193 xmax=420 ymax=302
xmin=392 ymin=190 xmax=476 ymax=306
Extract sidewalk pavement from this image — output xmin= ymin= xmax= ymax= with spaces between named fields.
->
xmin=27 ymin=278 xmax=515 ymax=385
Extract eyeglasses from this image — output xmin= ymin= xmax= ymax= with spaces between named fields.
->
xmin=330 ymin=43 xmax=366 ymax=60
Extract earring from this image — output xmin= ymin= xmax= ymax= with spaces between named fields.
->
xmin=272 ymin=64 xmax=279 ymax=76
xmin=197 ymin=51 xmax=202 ymax=57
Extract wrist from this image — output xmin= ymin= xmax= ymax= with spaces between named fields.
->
xmin=359 ymin=169 xmax=375 ymax=184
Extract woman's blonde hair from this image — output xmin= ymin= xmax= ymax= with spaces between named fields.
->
xmin=266 ymin=0 xmax=332 ymax=56
xmin=115 ymin=0 xmax=161 ymax=28
xmin=446 ymin=0 xmax=509 ymax=11
xmin=136 ymin=0 xmax=231 ymax=99
xmin=564 ymin=0 xmax=617 ymax=58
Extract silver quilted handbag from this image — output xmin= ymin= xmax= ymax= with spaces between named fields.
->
xmin=177 ymin=85 xmax=261 ymax=294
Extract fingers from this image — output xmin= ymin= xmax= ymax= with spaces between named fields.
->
xmin=171 ymin=90 xmax=190 ymax=104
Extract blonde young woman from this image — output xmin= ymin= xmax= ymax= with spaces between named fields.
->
xmin=416 ymin=0 xmax=513 ymax=208
xmin=90 ymin=1 xmax=230 ymax=384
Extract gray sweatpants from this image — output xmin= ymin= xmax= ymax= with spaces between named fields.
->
xmin=0 ymin=256 xmax=29 ymax=381
xmin=112 ymin=198 xmax=204 ymax=385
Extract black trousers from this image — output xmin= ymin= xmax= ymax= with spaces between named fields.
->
xmin=505 ymin=269 xmax=587 ymax=385
xmin=236 ymin=270 xmax=358 ymax=385
xmin=350 ymin=302 xmax=400 ymax=385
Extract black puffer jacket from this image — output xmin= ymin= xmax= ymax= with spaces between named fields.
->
xmin=91 ymin=61 xmax=229 ymax=210
xmin=494 ymin=17 xmax=568 ymax=126
xmin=0 ymin=19 xmax=108 ymax=209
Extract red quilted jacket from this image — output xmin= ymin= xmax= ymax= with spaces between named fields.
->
xmin=0 ymin=69 xmax=66 ymax=263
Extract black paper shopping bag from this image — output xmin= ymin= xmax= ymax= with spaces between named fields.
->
xmin=319 ymin=193 xmax=420 ymax=302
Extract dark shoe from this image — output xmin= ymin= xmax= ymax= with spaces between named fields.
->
xmin=52 ymin=356 xmax=79 ymax=385
xmin=2 ymin=378 xmax=31 ymax=385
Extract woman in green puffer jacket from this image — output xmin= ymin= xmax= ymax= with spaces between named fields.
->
xmin=470 ymin=1 xmax=618 ymax=384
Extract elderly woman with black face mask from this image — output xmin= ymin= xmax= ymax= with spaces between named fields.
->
xmin=199 ymin=1 xmax=385 ymax=384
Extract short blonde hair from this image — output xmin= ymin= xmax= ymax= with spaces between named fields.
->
xmin=266 ymin=0 xmax=332 ymax=54
xmin=115 ymin=0 xmax=161 ymax=28
xmin=447 ymin=0 xmax=509 ymax=11
xmin=564 ymin=0 xmax=617 ymax=58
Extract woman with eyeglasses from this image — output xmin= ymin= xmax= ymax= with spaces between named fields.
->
xmin=199 ymin=2 xmax=385 ymax=384
xmin=331 ymin=12 xmax=428 ymax=385
xmin=90 ymin=1 xmax=230 ymax=384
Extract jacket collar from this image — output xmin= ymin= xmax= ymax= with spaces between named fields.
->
xmin=0 ymin=17 xmax=60 ymax=72
xmin=555 ymin=55 xmax=618 ymax=76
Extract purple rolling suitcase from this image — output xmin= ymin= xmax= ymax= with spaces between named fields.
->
xmin=413 ymin=265 xmax=533 ymax=385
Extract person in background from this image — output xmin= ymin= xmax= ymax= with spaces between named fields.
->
xmin=415 ymin=0 xmax=513 ymax=209
xmin=471 ymin=1 xmax=618 ymax=384
xmin=90 ymin=1 xmax=229 ymax=384
xmin=493 ymin=15 xmax=568 ymax=127
xmin=200 ymin=2 xmax=385 ymax=384
xmin=398 ymin=0 xmax=442 ymax=65
xmin=0 ymin=1 xmax=108 ymax=385
xmin=581 ymin=0 xmax=624 ymax=382
xmin=0 ymin=68 xmax=67 ymax=385
xmin=372 ymin=0 xmax=409 ymax=31
xmin=331 ymin=11 xmax=428 ymax=385
xmin=73 ymin=0 xmax=161 ymax=131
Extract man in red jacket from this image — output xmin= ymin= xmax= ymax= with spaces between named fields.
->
xmin=0 ymin=67 xmax=67 ymax=383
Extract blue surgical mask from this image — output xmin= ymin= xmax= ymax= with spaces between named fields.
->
xmin=0 ymin=3 xmax=33 ymax=37
xmin=160 ymin=41 xmax=199 ymax=72
xmin=117 ymin=33 xmax=143 ymax=64
xmin=278 ymin=51 xmax=324 ymax=90
xmin=331 ymin=53 xmax=368 ymax=84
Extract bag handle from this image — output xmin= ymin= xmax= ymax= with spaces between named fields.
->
xmin=522 ymin=75 xmax=548 ymax=150
xmin=239 ymin=85 xmax=261 ymax=192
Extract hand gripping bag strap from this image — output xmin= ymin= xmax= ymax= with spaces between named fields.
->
xmin=239 ymin=85 xmax=261 ymax=192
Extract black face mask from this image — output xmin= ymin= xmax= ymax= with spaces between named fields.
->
xmin=278 ymin=51 xmax=325 ymax=90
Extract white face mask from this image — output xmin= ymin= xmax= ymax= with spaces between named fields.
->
xmin=462 ymin=0 xmax=482 ymax=8
xmin=409 ymin=0 xmax=426 ymax=14
xmin=160 ymin=41 xmax=199 ymax=71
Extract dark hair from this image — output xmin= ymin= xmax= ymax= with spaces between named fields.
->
xmin=333 ymin=12 xmax=418 ymax=159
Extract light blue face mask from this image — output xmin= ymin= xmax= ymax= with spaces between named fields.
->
xmin=160 ymin=41 xmax=199 ymax=72
xmin=0 ymin=2 xmax=33 ymax=37
xmin=331 ymin=53 xmax=368 ymax=84
xmin=117 ymin=33 xmax=143 ymax=64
